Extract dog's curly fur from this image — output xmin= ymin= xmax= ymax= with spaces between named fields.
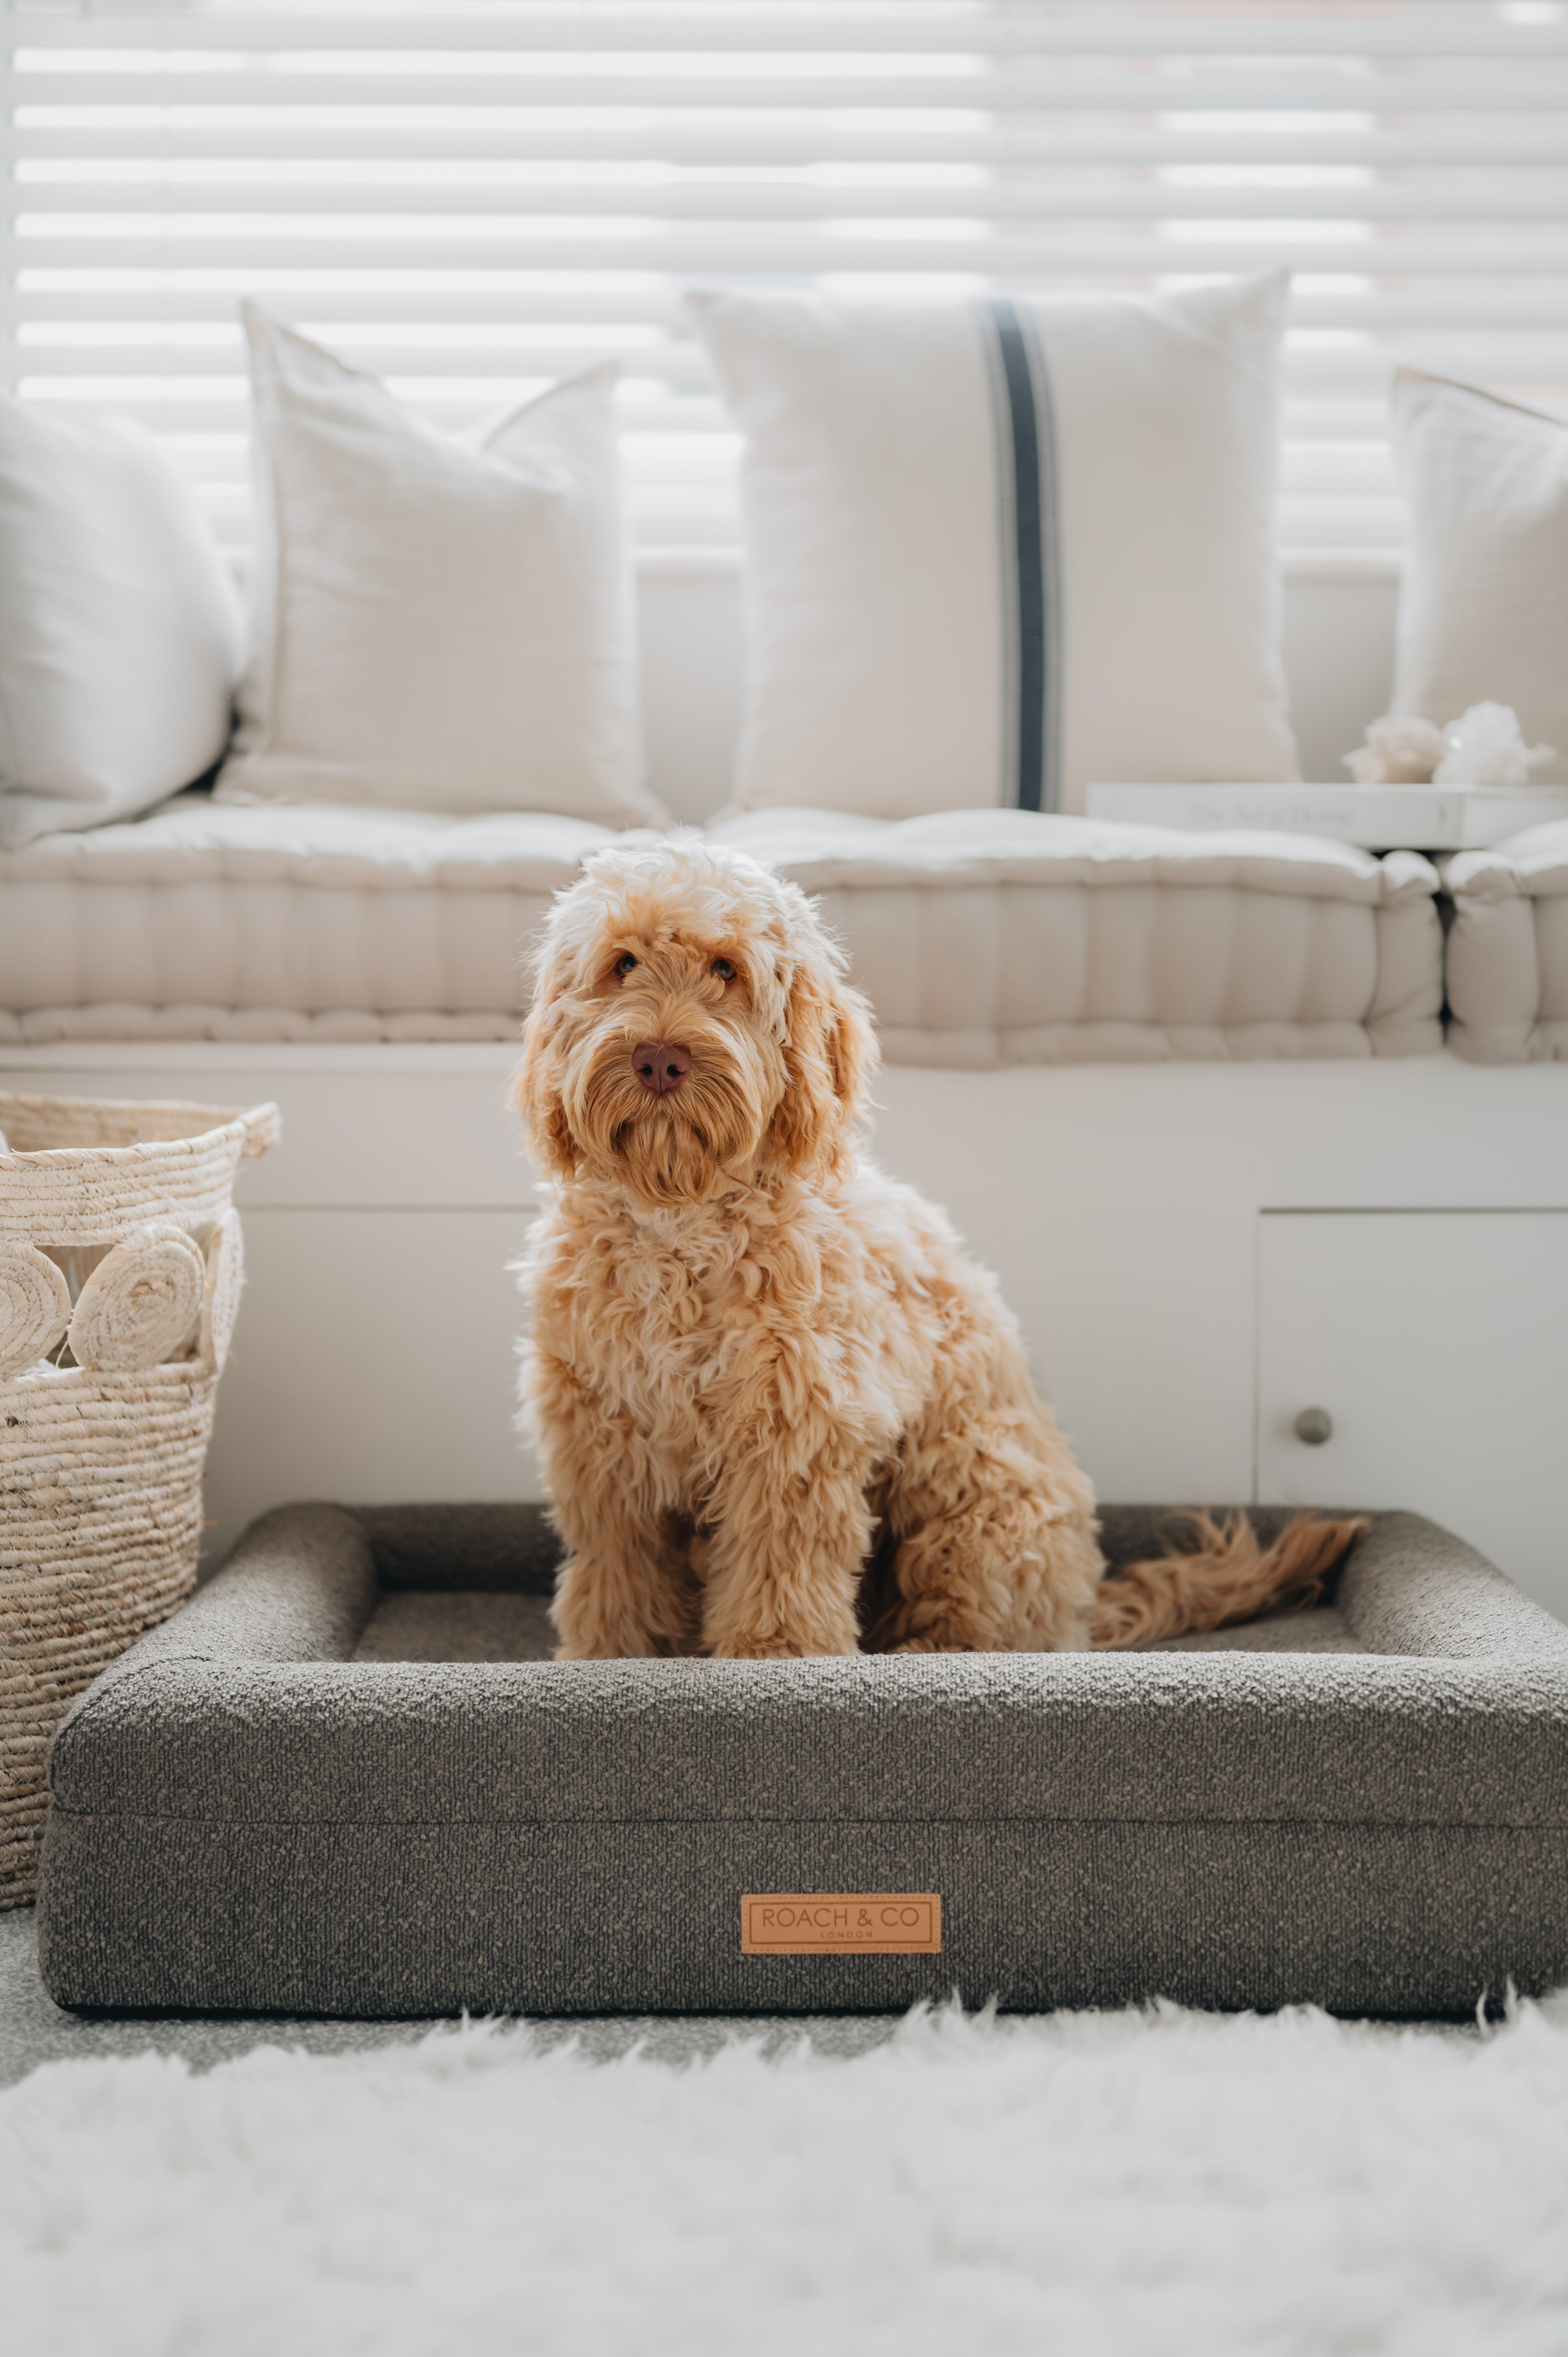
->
xmin=513 ymin=839 xmax=1362 ymax=1660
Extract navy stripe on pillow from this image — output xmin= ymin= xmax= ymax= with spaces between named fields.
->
xmin=984 ymin=300 xmax=1062 ymax=814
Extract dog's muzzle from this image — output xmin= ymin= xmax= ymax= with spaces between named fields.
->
xmin=632 ymin=1040 xmax=691 ymax=1097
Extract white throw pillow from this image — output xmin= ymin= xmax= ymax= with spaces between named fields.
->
xmin=0 ymin=398 xmax=243 ymax=852
xmin=1391 ymin=371 xmax=1568 ymax=785
xmin=690 ymin=274 xmax=1299 ymax=821
xmin=217 ymin=309 xmax=665 ymax=828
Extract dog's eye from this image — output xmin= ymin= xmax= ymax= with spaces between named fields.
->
xmin=615 ymin=953 xmax=638 ymax=976
xmin=712 ymin=957 xmax=736 ymax=982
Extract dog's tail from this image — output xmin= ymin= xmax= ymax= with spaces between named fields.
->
xmin=1087 ymin=1510 xmax=1369 ymax=1650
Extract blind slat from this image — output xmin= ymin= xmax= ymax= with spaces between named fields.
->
xmin=15 ymin=128 xmax=1568 ymax=174
xmin=13 ymin=69 xmax=1568 ymax=113
xmin=18 ymin=291 xmax=1567 ymax=335
xmin=20 ymin=186 xmax=1568 ymax=227
xmin=22 ymin=340 xmax=1568 ymax=400
xmin=112 ymin=389 xmax=1408 ymax=443
xmin=13 ymin=10 xmax=1568 ymax=58
xmin=15 ymin=228 xmax=1568 ymax=273
xmin=23 ymin=304 xmax=1567 ymax=363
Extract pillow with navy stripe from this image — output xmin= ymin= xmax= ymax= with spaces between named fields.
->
xmin=690 ymin=273 xmax=1299 ymax=820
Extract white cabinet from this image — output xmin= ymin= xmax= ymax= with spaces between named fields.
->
xmin=1257 ymin=1212 xmax=1568 ymax=1620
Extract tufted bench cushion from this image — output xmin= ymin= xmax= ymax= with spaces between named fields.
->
xmin=713 ymin=809 xmax=1442 ymax=1065
xmin=1445 ymin=820 xmax=1568 ymax=1062
xmin=36 ymin=1499 xmax=1568 ymax=2020
xmin=0 ymin=798 xmax=602 ymax=1046
xmin=0 ymin=798 xmax=1442 ymax=1064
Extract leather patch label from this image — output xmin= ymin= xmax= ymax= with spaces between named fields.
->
xmin=742 ymin=1893 xmax=942 ymax=1955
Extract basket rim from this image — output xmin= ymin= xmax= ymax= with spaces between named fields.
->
xmin=0 ymin=1092 xmax=278 ymax=1168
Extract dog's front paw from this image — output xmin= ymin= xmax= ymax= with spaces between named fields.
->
xmin=709 ymin=1637 xmax=810 ymax=1661
xmin=699 ymin=1550 xmax=867 ymax=1658
xmin=710 ymin=1630 xmax=867 ymax=1660
xmin=551 ymin=1549 xmax=697 ymax=1659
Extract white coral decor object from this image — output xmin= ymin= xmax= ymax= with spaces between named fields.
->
xmin=1347 ymin=704 xmax=1555 ymax=789
xmin=1345 ymin=714 xmax=1449 ymax=785
xmin=67 ymin=1222 xmax=207 ymax=1373
xmin=1432 ymin=702 xmax=1557 ymax=789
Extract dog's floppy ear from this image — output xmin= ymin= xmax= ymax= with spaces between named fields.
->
xmin=510 ymin=936 xmax=579 ymax=1181
xmin=768 ymin=935 xmax=878 ymax=1178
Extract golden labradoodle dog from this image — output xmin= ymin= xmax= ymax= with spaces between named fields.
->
xmin=513 ymin=839 xmax=1361 ymax=1661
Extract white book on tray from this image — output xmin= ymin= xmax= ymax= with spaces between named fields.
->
xmin=1084 ymin=782 xmax=1568 ymax=851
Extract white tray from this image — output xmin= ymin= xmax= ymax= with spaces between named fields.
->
xmin=1084 ymin=783 xmax=1568 ymax=851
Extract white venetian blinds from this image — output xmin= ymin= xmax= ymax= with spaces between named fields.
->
xmin=2 ymin=0 xmax=1567 ymax=562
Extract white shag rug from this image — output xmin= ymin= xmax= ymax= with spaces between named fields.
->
xmin=7 ymin=1998 xmax=1568 ymax=2357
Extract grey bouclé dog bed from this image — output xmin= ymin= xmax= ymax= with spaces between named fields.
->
xmin=36 ymin=1501 xmax=1568 ymax=2020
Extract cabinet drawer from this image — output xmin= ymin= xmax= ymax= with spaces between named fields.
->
xmin=1257 ymin=1211 xmax=1568 ymax=1620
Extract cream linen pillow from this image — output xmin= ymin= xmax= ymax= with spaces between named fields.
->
xmin=0 ymin=398 xmax=243 ymax=852
xmin=690 ymin=273 xmax=1299 ymax=821
xmin=1391 ymin=371 xmax=1568 ymax=785
xmin=218 ymin=309 xmax=664 ymax=827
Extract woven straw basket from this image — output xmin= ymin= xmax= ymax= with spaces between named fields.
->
xmin=0 ymin=1091 xmax=279 ymax=1907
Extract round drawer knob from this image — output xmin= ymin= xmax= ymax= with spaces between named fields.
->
xmin=1293 ymin=1406 xmax=1334 ymax=1447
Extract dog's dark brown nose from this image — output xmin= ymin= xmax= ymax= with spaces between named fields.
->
xmin=632 ymin=1039 xmax=691 ymax=1096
